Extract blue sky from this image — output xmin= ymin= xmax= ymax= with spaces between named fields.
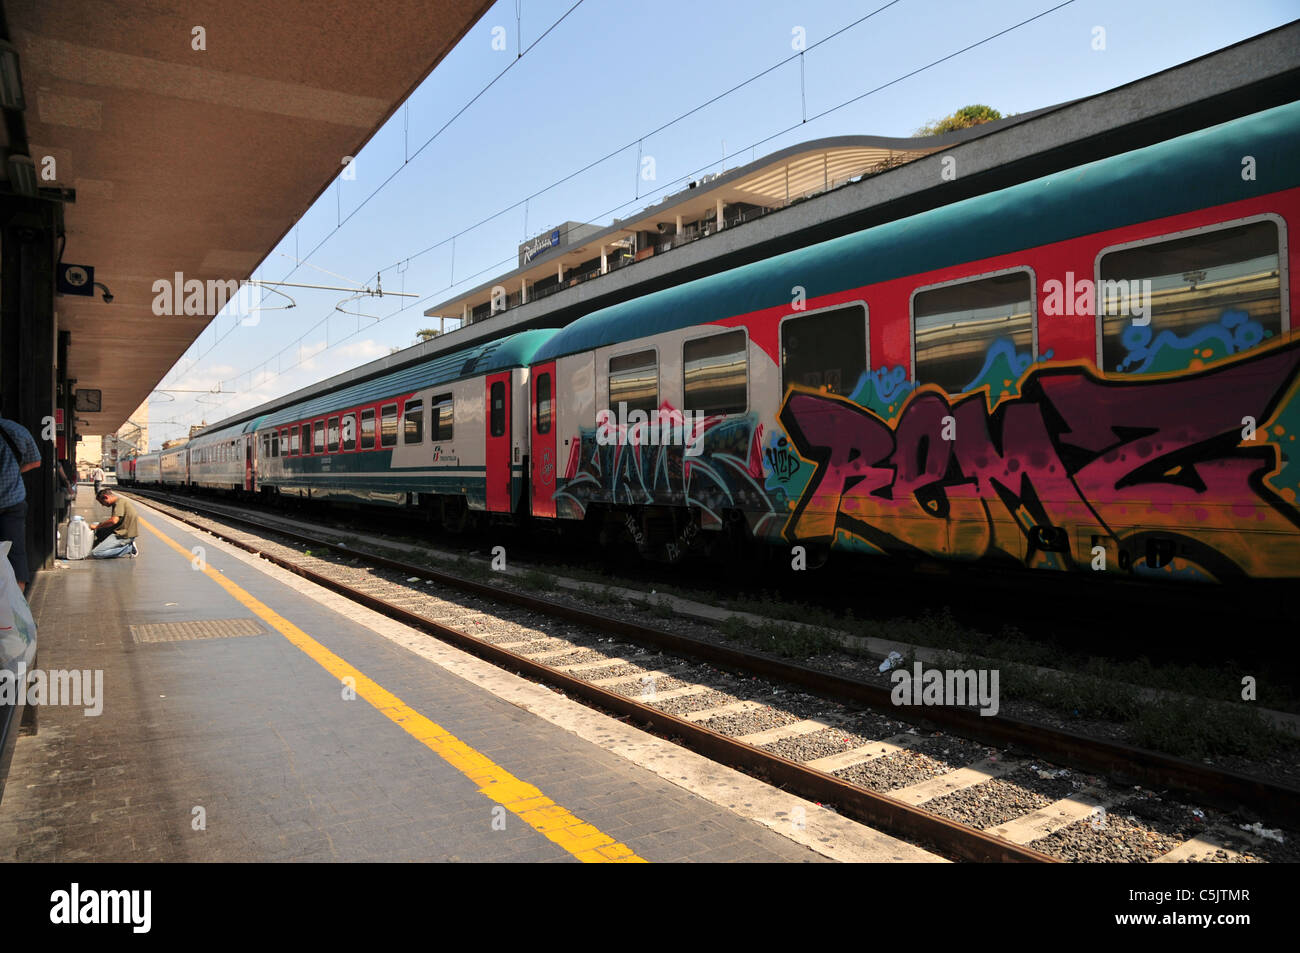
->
xmin=150 ymin=0 xmax=1299 ymax=447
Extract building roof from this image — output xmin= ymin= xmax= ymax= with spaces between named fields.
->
xmin=423 ymin=115 xmax=1058 ymax=322
xmin=532 ymin=99 xmax=1300 ymax=363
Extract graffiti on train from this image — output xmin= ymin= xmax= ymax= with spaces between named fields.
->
xmin=777 ymin=342 xmax=1300 ymax=579
xmin=555 ymin=402 xmax=781 ymax=533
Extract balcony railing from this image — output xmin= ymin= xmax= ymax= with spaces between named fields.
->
xmin=454 ymin=155 xmax=923 ymax=325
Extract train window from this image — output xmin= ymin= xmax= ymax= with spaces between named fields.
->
xmin=327 ymin=416 xmax=340 ymax=453
xmin=280 ymin=428 xmax=289 ymax=456
xmin=535 ymin=374 xmax=552 ymax=435
xmin=404 ymin=399 xmax=424 ymax=444
xmin=1098 ymin=219 xmax=1283 ymax=374
xmin=342 ymin=414 xmax=356 ymax=451
xmin=381 ymin=403 xmax=398 ymax=447
xmin=360 ymin=408 xmax=376 ymax=450
xmin=490 ymin=382 xmax=506 ymax=437
xmin=431 ymin=394 xmax=453 ymax=442
xmin=290 ymin=426 xmax=300 ymax=456
xmin=913 ymin=270 xmax=1034 ymax=393
xmin=313 ymin=420 xmax=325 ymax=454
xmin=271 ymin=429 xmax=279 ymax=457
xmin=683 ymin=330 xmax=748 ymax=415
xmin=781 ymin=304 xmax=867 ymax=396
xmin=608 ymin=350 xmax=658 ymax=415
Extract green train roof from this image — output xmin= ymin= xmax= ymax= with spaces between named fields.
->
xmin=249 ymin=328 xmax=558 ymax=431
xmin=190 ymin=415 xmax=267 ymax=444
xmin=533 ymin=100 xmax=1300 ymax=363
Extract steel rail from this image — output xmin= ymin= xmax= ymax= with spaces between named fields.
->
xmin=125 ymin=488 xmax=1300 ymax=830
xmin=127 ymin=489 xmax=1057 ymax=862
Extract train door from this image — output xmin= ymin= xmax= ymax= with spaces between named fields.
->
xmin=485 ymin=372 xmax=511 ymax=512
xmin=244 ymin=434 xmax=254 ymax=491
xmin=531 ymin=362 xmax=557 ymax=518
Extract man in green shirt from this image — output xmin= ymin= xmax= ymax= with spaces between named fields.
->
xmin=90 ymin=488 xmax=138 ymax=558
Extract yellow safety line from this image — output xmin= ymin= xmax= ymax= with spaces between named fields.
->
xmin=140 ymin=516 xmax=646 ymax=863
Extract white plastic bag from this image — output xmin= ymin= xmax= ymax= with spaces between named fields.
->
xmin=0 ymin=540 xmax=37 ymax=674
xmin=66 ymin=516 xmax=94 ymax=561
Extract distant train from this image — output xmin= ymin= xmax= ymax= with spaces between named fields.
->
xmin=121 ymin=101 xmax=1300 ymax=582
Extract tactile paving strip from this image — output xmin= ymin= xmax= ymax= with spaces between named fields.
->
xmin=129 ymin=618 xmax=265 ymax=643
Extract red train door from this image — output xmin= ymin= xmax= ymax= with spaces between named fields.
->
xmin=485 ymin=373 xmax=511 ymax=512
xmin=531 ymin=362 xmax=557 ymax=518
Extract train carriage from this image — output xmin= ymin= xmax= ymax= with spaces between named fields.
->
xmin=189 ymin=418 xmax=261 ymax=492
xmin=528 ymin=99 xmax=1300 ymax=581
xmin=245 ymin=329 xmax=555 ymax=526
xmin=159 ymin=446 xmax=189 ymax=487
xmin=131 ymin=451 xmax=162 ymax=486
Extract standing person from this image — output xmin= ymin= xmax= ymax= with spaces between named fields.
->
xmin=0 ymin=411 xmax=42 ymax=592
xmin=54 ymin=456 xmax=77 ymax=524
xmin=89 ymin=488 xmax=138 ymax=558
xmin=91 ymin=463 xmax=105 ymax=495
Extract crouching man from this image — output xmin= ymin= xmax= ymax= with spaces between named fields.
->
xmin=90 ymin=488 xmax=139 ymax=558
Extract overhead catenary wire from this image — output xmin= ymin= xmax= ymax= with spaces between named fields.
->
xmin=163 ymin=0 xmax=590 ymax=384
xmin=168 ymin=0 xmax=1077 ymax=432
xmin=171 ymin=0 xmax=912 ymax=390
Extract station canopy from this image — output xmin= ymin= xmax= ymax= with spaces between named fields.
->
xmin=8 ymin=0 xmax=492 ymax=433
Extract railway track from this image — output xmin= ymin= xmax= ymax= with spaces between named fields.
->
xmin=123 ymin=488 xmax=1298 ymax=863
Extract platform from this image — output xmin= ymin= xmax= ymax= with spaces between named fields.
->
xmin=0 ymin=494 xmax=936 ymax=863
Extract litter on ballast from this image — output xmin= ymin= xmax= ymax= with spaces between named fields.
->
xmin=1239 ymin=822 xmax=1285 ymax=844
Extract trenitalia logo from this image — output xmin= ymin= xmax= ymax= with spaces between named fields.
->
xmin=596 ymin=404 xmax=706 ymax=456
xmin=49 ymin=884 xmax=151 ymax=933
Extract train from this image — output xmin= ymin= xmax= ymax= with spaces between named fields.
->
xmin=120 ymin=99 xmax=1300 ymax=582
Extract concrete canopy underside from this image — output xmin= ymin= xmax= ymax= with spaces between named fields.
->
xmin=9 ymin=0 xmax=492 ymax=434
